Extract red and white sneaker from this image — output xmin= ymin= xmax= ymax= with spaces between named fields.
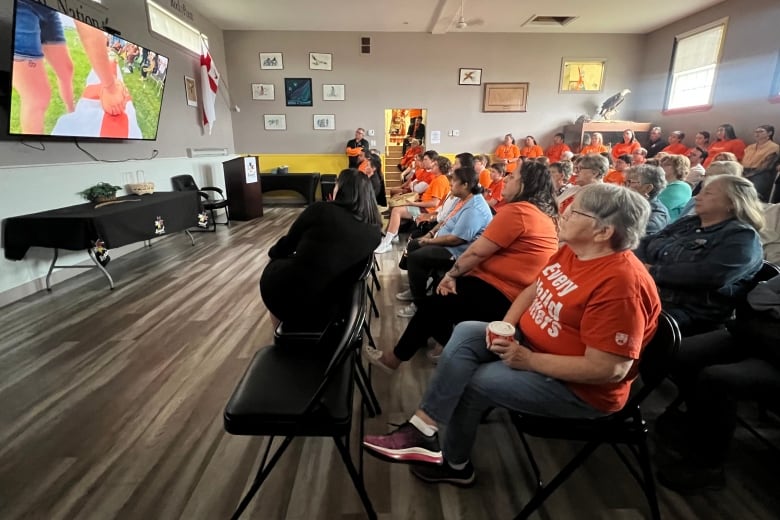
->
xmin=362 ymin=422 xmax=443 ymax=465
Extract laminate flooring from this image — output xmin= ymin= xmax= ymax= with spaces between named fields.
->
xmin=0 ymin=206 xmax=778 ymax=520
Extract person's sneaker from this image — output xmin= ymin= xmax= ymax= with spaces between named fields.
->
xmin=362 ymin=345 xmax=395 ymax=374
xmin=395 ymin=289 xmax=414 ymax=301
xmin=397 ymin=303 xmax=417 ymax=318
xmin=375 ymin=239 xmax=393 ymax=254
xmin=657 ymin=462 xmax=725 ymax=495
xmin=392 ymin=235 xmax=400 ymax=243
xmin=426 ymin=344 xmax=443 ymax=364
xmin=410 ymin=460 xmax=476 ymax=487
xmin=363 ymin=422 xmax=443 ymax=464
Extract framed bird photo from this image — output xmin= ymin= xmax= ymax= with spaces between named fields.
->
xmin=459 ymin=68 xmax=482 ymax=86
xmin=559 ymin=58 xmax=606 ymax=93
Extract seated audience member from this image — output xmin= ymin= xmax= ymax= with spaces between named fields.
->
xmin=694 ymin=130 xmax=710 ymax=152
xmin=632 ymin=147 xmax=648 ymax=165
xmin=625 ymin=164 xmax=669 ymax=235
xmin=397 ymin=138 xmax=424 ymax=171
xmin=259 ymin=169 xmax=381 ymax=327
xmin=685 ymin=146 xmax=708 ymax=186
xmin=742 ymin=125 xmax=779 ymax=202
xmin=580 ymin=132 xmax=609 ymax=155
xmin=658 ymin=154 xmax=692 ymax=221
xmin=376 ymin=156 xmax=451 ymax=253
xmin=604 ymin=154 xmax=632 ymax=185
xmin=655 ymin=274 xmax=780 ymax=494
xmin=483 ymin=163 xmax=506 ymax=208
xmin=455 ymin=152 xmax=475 ymax=170
xmin=362 ymin=184 xmax=661 ymax=485
xmin=704 ymin=124 xmax=746 ymax=167
xmin=612 ymin=129 xmax=641 ymax=160
xmin=635 ymin=175 xmax=764 ymax=335
xmin=679 ymin=160 xmax=744 ymax=217
xmin=495 ymin=134 xmax=521 ymax=173
xmin=760 ymin=203 xmax=780 ymax=263
xmin=364 ymin=153 xmax=387 ymax=206
xmin=646 ymin=126 xmax=665 ymax=159
xmin=391 ymin=153 xmax=425 ymax=197
xmin=558 ymin=153 xmax=608 ymax=214
xmin=545 ymin=132 xmax=571 ymax=163
xmin=475 ymin=154 xmax=491 ymax=189
xmin=550 ymin=160 xmax=575 ymax=197
xmin=662 ymin=131 xmax=689 ymax=155
xmin=712 ymin=151 xmax=738 ymax=163
xmin=365 ymin=162 xmax=559 ymax=372
xmin=395 ymin=167 xmax=493 ymax=317
xmin=519 ymin=136 xmax=544 ymax=159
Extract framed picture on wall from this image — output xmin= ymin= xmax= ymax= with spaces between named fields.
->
xmin=459 ymin=68 xmax=482 ymax=86
xmin=559 ymin=58 xmax=606 ymax=92
xmin=284 ymin=78 xmax=313 ymax=106
xmin=483 ymin=83 xmax=529 ymax=112
xmin=264 ymin=114 xmax=286 ymax=130
xmin=309 ymin=52 xmax=332 ymax=70
xmin=183 ymin=76 xmax=198 ymax=107
xmin=251 ymin=83 xmax=274 ymax=100
xmin=260 ymin=52 xmax=283 ymax=70
xmin=323 ymin=84 xmax=345 ymax=101
xmin=313 ymin=114 xmax=335 ymax=130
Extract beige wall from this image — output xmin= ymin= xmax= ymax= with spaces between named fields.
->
xmin=225 ymin=30 xmax=645 ymax=156
xmin=635 ymin=0 xmax=780 ymax=143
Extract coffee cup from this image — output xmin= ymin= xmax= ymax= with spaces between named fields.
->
xmin=487 ymin=321 xmax=515 ymax=347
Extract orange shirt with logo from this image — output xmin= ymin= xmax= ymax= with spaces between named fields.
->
xmin=603 ymin=170 xmax=626 ymax=185
xmin=545 ymin=143 xmax=572 ymax=163
xmin=470 ymin=202 xmax=558 ymax=301
xmin=421 ymin=174 xmax=450 ymax=213
xmin=519 ymin=246 xmax=661 ymax=413
xmin=495 ymin=144 xmax=521 ymax=173
xmin=611 ymin=141 xmax=640 ymax=160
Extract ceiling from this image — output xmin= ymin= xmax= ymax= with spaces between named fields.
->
xmin=185 ymin=0 xmax=726 ymax=34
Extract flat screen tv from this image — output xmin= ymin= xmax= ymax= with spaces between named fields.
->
xmin=8 ymin=0 xmax=168 ymax=140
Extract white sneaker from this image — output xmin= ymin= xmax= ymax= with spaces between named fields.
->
xmin=392 ymin=235 xmax=400 ymax=243
xmin=363 ymin=345 xmax=394 ymax=374
xmin=395 ymin=289 xmax=413 ymax=301
xmin=375 ymin=239 xmax=393 ymax=254
xmin=397 ymin=303 xmax=417 ymax=318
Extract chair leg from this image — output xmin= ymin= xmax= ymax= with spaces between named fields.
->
xmin=210 ymin=208 xmax=218 ymax=232
xmin=333 ymin=435 xmax=377 ymax=520
xmin=367 ymin=287 xmax=380 ymax=318
xmin=354 ymin=355 xmax=382 ymax=416
xmin=635 ymin=438 xmax=661 ymax=520
xmin=370 ymin=263 xmax=381 ymax=291
xmin=362 ymin=321 xmax=378 ymax=350
xmin=230 ymin=435 xmax=295 ymax=520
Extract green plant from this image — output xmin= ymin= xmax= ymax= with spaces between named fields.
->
xmin=79 ymin=182 xmax=123 ymax=202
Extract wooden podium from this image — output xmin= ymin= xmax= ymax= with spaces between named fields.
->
xmin=563 ymin=121 xmax=652 ymax=152
xmin=223 ymin=156 xmax=263 ymax=220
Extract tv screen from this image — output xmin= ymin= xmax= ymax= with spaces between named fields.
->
xmin=8 ymin=0 xmax=168 ymax=140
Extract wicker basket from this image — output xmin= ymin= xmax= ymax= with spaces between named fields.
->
xmin=127 ymin=182 xmax=155 ymax=195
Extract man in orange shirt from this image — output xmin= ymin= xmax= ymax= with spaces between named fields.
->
xmin=662 ymin=131 xmax=689 ymax=155
xmin=545 ymin=133 xmax=571 ymax=163
xmin=495 ymin=134 xmax=521 ymax=173
xmin=604 ymin=154 xmax=632 ymax=185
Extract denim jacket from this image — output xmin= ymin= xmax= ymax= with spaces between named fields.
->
xmin=634 ymin=215 xmax=763 ymax=326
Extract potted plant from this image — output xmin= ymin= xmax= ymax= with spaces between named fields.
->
xmin=79 ymin=182 xmax=123 ymax=203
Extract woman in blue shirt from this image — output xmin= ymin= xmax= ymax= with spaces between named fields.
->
xmin=658 ymin=154 xmax=693 ymax=221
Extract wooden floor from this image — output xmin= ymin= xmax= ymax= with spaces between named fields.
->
xmin=1 ymin=206 xmax=778 ymax=520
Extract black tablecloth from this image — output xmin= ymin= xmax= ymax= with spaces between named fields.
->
xmin=3 ymin=191 xmax=200 ymax=260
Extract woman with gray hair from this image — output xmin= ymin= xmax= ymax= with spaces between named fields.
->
xmin=362 ymin=183 xmax=662 ymax=485
xmin=559 ymin=153 xmax=609 ymax=213
xmin=625 ymin=164 xmax=670 ymax=235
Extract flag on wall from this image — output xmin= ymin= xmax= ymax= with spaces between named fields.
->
xmin=200 ymin=40 xmax=220 ymax=135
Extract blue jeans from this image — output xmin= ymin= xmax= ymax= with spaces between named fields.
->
xmin=420 ymin=321 xmax=606 ymax=464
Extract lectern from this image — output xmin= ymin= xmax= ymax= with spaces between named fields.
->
xmin=223 ymin=156 xmax=262 ymax=220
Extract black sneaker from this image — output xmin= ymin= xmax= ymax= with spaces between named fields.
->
xmin=410 ymin=460 xmax=476 ymax=487
xmin=657 ymin=462 xmax=725 ymax=495
xmin=362 ymin=422 xmax=443 ymax=464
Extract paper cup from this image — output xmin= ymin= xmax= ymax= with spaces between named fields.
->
xmin=487 ymin=321 xmax=515 ymax=346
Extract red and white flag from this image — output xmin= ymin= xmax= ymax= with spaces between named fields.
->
xmin=200 ymin=40 xmax=220 ymax=135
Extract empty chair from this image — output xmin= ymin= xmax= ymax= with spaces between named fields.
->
xmin=171 ymin=174 xmax=229 ymax=231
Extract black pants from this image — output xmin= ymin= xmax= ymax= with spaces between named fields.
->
xmin=393 ymin=276 xmax=511 ymax=361
xmin=671 ymin=325 xmax=780 ymax=466
xmin=405 ymin=239 xmax=455 ymax=303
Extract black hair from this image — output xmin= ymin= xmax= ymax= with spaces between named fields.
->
xmin=455 ymin=152 xmax=475 ymax=169
xmin=698 ymin=130 xmax=711 ymax=142
xmin=758 ymin=124 xmax=775 ymax=141
xmin=333 ymin=168 xmax=381 ymax=227
xmin=719 ymin=124 xmax=737 ymax=140
xmin=451 ymin=167 xmax=482 ymax=195
xmin=509 ymin=161 xmax=558 ymax=218
xmin=525 ymin=135 xmax=537 ymax=145
xmin=695 ymin=146 xmax=709 ymax=161
xmin=505 ymin=133 xmax=515 ymax=144
xmin=554 ymin=132 xmax=565 ymax=140
xmin=618 ymin=154 xmax=633 ymax=165
xmin=423 ymin=150 xmax=439 ymax=161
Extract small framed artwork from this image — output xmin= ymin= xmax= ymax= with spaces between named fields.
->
xmin=459 ymin=68 xmax=482 ymax=86
xmin=559 ymin=58 xmax=606 ymax=92
xmin=284 ymin=78 xmax=313 ymax=107
xmin=323 ymin=84 xmax=345 ymax=101
xmin=313 ymin=114 xmax=335 ymax=130
xmin=264 ymin=114 xmax=286 ymax=130
xmin=309 ymin=52 xmax=332 ymax=70
xmin=259 ymin=52 xmax=283 ymax=70
xmin=483 ymin=82 xmax=529 ymax=112
xmin=184 ymin=76 xmax=198 ymax=107
xmin=251 ymin=83 xmax=274 ymax=100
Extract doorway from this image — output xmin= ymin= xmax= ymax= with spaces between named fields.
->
xmin=383 ymin=108 xmax=426 ymax=189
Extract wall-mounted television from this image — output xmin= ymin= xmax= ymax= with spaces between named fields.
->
xmin=8 ymin=0 xmax=168 ymax=140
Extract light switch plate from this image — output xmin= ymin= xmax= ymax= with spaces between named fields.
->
xmin=367 ymin=129 xmax=375 ymax=136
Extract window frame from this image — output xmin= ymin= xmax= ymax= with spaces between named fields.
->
xmin=145 ymin=0 xmax=207 ymax=56
xmin=663 ymin=17 xmax=728 ymax=115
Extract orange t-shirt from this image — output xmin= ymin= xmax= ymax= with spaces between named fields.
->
xmin=470 ymin=202 xmax=558 ymax=301
xmin=704 ymin=139 xmax=747 ymax=167
xmin=495 ymin=144 xmax=521 ymax=173
xmin=415 ymin=168 xmax=434 ymax=184
xmin=358 ymin=161 xmax=369 ymax=173
xmin=520 ymin=246 xmax=661 ymax=413
xmin=401 ymin=146 xmax=423 ymax=168
xmin=545 ymin=143 xmax=571 ymax=163
xmin=421 ymin=174 xmax=450 ymax=213
xmin=603 ymin=170 xmax=626 ymax=185
xmin=519 ymin=145 xmax=544 ymax=158
xmin=611 ymin=141 xmax=640 ymax=160
xmin=580 ymin=144 xmax=609 ymax=155
xmin=661 ymin=143 xmax=689 ymax=155
xmin=478 ymin=169 xmax=491 ymax=189
xmin=485 ymin=178 xmax=505 ymax=204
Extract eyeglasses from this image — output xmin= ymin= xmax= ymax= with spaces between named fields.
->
xmin=563 ymin=208 xmax=598 ymax=221
xmin=625 ymin=179 xmax=642 ymax=186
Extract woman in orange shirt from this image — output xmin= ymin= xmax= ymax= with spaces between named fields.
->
xmin=580 ymin=132 xmax=609 ymax=155
xmin=495 ymin=134 xmax=521 ymax=173
xmin=661 ymin=131 xmax=689 ymax=155
xmin=475 ymin=154 xmax=492 ymax=189
xmin=520 ymin=136 xmax=544 ymax=159
xmin=611 ymin=129 xmax=641 ymax=160
xmin=484 ymin=163 xmax=506 ymax=208
xmin=704 ymin=124 xmax=746 ymax=167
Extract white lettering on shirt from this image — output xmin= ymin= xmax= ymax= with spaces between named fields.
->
xmin=530 ymin=263 xmax=580 ymax=338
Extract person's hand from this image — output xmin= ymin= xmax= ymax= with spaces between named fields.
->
xmin=100 ymin=82 xmax=130 ymax=116
xmin=437 ymin=274 xmax=457 ymax=295
xmin=488 ymin=337 xmax=532 ymax=370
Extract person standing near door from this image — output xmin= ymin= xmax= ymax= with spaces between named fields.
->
xmin=404 ymin=116 xmax=426 ymax=155
xmin=346 ymin=127 xmax=369 ymax=168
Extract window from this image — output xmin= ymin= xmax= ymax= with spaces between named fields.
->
xmin=146 ymin=0 xmax=206 ymax=55
xmin=665 ymin=19 xmax=727 ymax=111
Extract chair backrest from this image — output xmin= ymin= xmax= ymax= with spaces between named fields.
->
xmin=735 ymin=260 xmax=780 ymax=320
xmin=171 ymin=174 xmax=199 ymax=192
xmin=753 ymin=260 xmax=780 ymax=286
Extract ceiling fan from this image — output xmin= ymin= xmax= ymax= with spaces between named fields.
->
xmin=455 ymin=0 xmax=484 ymax=30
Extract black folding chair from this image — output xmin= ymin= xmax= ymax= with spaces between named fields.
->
xmin=224 ymin=280 xmax=376 ymax=520
xmin=509 ymin=311 xmax=681 ymax=520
